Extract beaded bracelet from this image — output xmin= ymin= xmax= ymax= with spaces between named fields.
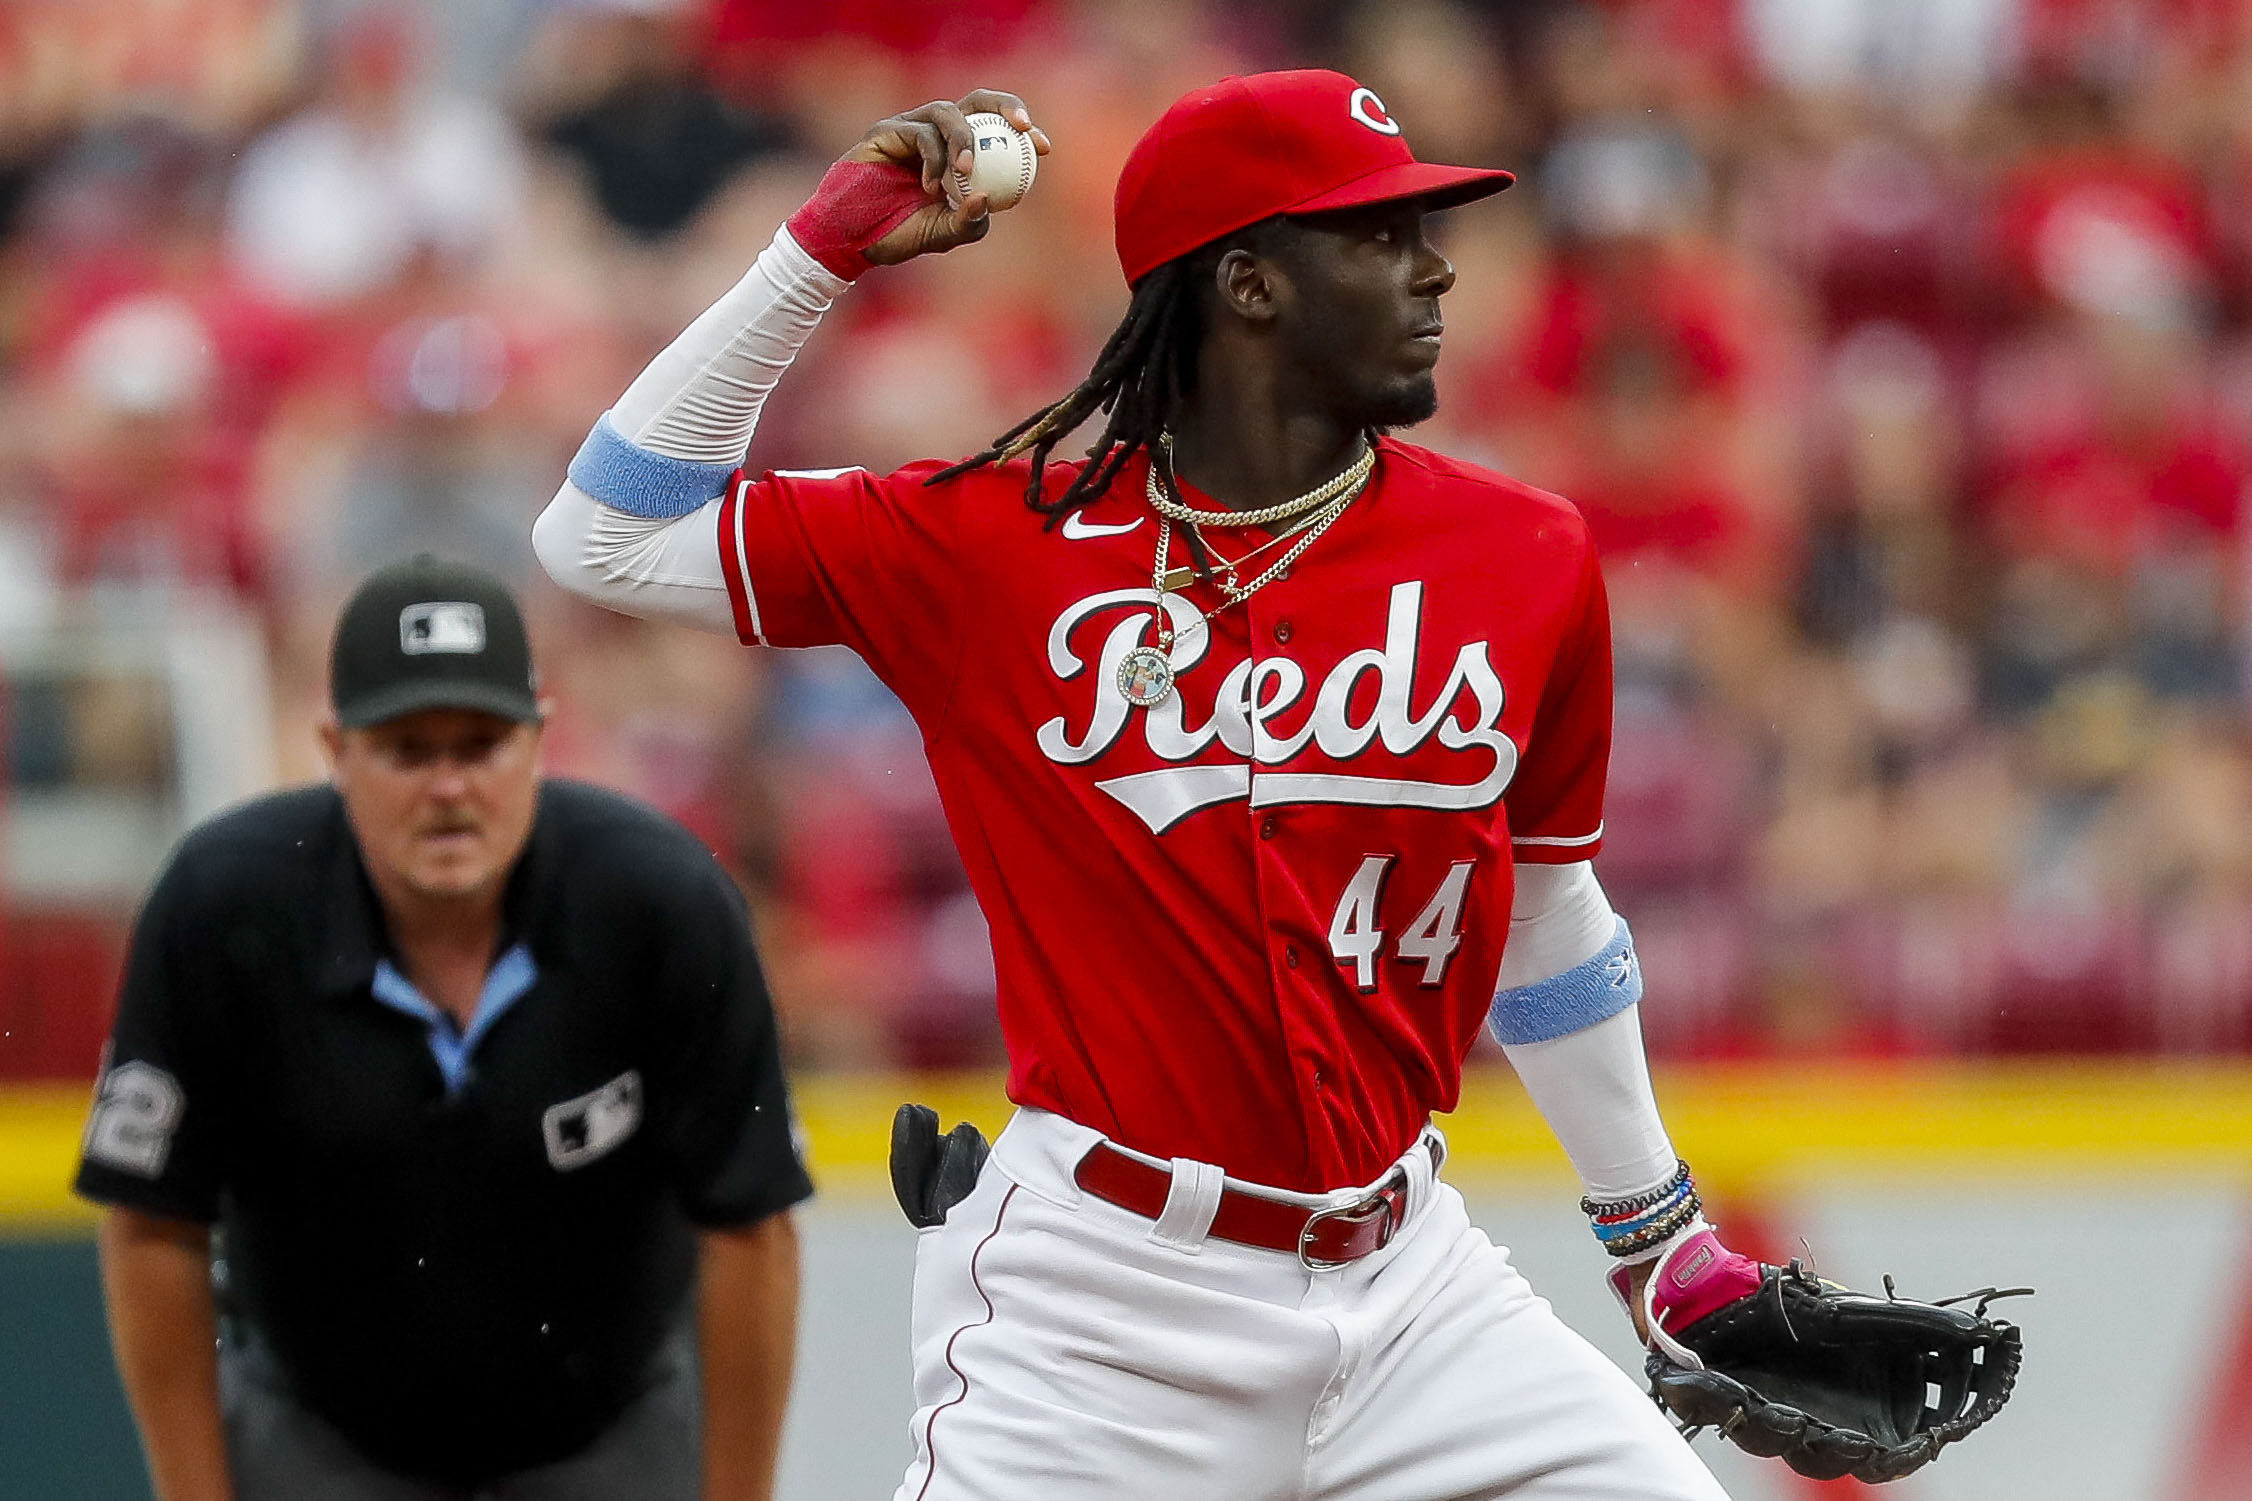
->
xmin=1585 ymin=1160 xmax=1703 ymax=1258
xmin=1592 ymin=1190 xmax=1699 ymax=1244
xmin=1580 ymin=1160 xmax=1691 ymax=1220
xmin=1592 ymin=1191 xmax=1695 ymax=1241
xmin=1585 ymin=1179 xmax=1693 ymax=1224
xmin=1598 ymin=1197 xmax=1703 ymax=1257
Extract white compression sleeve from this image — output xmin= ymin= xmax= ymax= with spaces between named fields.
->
xmin=1503 ymin=1007 xmax=1679 ymax=1200
xmin=530 ymin=486 xmax=739 ymax=634
xmin=1496 ymin=862 xmax=1681 ymax=1200
xmin=607 ymin=224 xmax=847 ymax=459
xmin=532 ymin=224 xmax=848 ymax=632
xmin=1497 ymin=861 xmax=1618 ymax=988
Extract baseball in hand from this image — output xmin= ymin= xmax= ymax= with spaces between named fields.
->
xmin=955 ymin=112 xmax=1038 ymax=212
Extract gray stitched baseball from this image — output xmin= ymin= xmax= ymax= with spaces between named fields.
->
xmin=955 ymin=112 xmax=1037 ymax=211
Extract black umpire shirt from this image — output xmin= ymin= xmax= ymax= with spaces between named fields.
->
xmin=75 ymin=779 xmax=813 ymax=1484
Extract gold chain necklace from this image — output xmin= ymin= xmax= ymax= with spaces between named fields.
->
xmin=1160 ymin=505 xmax=1329 ymax=593
xmin=1142 ymin=438 xmax=1376 ymax=529
xmin=1113 ymin=450 xmax=1373 ymax=711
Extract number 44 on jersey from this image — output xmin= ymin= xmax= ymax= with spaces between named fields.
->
xmin=1329 ymin=856 xmax=1476 ymax=992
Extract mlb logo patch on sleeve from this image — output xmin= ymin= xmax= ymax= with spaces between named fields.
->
xmin=542 ymin=1070 xmax=643 ymax=1170
xmin=399 ymin=601 xmax=487 ymax=654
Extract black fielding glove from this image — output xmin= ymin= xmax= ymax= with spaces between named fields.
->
xmin=1629 ymin=1229 xmax=2029 ymax=1485
xmin=889 ymin=1103 xmax=991 ymax=1228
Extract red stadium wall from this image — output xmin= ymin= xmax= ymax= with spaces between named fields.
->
xmin=0 ymin=912 xmax=124 ymax=1082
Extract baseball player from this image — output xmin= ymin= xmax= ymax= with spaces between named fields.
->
xmin=537 ymin=74 xmax=1742 ymax=1498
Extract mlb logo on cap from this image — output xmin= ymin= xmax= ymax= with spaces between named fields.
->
xmin=400 ymin=602 xmax=487 ymax=655
xmin=330 ymin=555 xmax=540 ymax=728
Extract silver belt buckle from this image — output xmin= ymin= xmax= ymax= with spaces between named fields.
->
xmin=1297 ymin=1182 xmax=1399 ymax=1271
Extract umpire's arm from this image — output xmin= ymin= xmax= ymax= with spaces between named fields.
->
xmin=645 ymin=844 xmax=815 ymax=1501
xmin=98 ymin=1209 xmax=233 ymax=1501
xmin=77 ymin=845 xmax=236 ymax=1501
xmin=697 ymin=1211 xmax=799 ymax=1501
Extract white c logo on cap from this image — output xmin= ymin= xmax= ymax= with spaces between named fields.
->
xmin=1349 ymin=87 xmax=1402 ymax=136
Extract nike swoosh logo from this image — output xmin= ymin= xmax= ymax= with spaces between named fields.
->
xmin=1061 ymin=512 xmax=1145 ymax=539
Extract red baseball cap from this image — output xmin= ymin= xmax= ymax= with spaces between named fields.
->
xmin=1113 ymin=69 xmax=1515 ymax=287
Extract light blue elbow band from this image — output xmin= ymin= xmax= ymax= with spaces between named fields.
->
xmin=566 ymin=412 xmax=737 ymax=519
xmin=1487 ymin=915 xmax=1641 ymax=1045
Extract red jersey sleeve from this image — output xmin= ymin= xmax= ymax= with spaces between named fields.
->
xmin=1505 ymin=539 xmax=1612 ymax=864
xmin=715 ymin=460 xmax=966 ymax=727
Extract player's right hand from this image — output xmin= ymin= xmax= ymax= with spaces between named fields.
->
xmin=856 ymin=91 xmax=1051 ymax=265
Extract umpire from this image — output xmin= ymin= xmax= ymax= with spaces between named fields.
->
xmin=76 ymin=555 xmax=812 ymax=1500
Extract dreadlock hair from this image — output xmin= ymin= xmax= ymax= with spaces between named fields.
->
xmin=928 ymin=228 xmax=1276 ymax=576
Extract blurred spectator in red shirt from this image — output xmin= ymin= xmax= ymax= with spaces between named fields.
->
xmin=1484 ymin=114 xmax=1790 ymax=593
xmin=8 ymin=121 xmax=309 ymax=601
xmin=705 ymin=0 xmax=1048 ymax=65
xmin=38 ymin=292 xmax=262 ymax=596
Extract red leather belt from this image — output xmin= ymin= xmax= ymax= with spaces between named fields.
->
xmin=1072 ymin=1140 xmax=1435 ymax=1268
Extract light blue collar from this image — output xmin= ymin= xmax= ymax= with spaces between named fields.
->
xmin=369 ymin=942 xmax=538 ymax=1095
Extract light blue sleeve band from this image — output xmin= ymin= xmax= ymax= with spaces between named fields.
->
xmin=1487 ymin=915 xmax=1641 ymax=1046
xmin=566 ymin=412 xmax=738 ymax=519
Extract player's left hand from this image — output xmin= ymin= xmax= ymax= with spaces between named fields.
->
xmin=1616 ymin=1227 xmax=2028 ymax=1484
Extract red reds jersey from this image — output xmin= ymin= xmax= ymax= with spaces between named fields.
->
xmin=717 ymin=438 xmax=1611 ymax=1191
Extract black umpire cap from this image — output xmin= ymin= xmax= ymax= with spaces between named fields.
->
xmin=330 ymin=555 xmax=541 ymax=728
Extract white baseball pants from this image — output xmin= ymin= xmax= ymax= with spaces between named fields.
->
xmin=892 ymin=1108 xmax=1730 ymax=1500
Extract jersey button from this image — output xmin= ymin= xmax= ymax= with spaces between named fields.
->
xmin=1259 ymin=816 xmax=1278 ymax=840
xmin=1274 ymin=621 xmax=1294 ymax=643
xmin=1284 ymin=945 xmax=1300 ymax=969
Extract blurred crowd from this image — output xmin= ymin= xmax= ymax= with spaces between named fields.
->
xmin=7 ymin=0 xmax=2252 ymax=1069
